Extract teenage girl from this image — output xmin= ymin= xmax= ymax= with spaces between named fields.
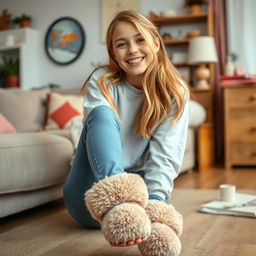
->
xmin=64 ymin=10 xmax=189 ymax=256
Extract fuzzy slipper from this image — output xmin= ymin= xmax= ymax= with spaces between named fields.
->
xmin=138 ymin=200 xmax=183 ymax=256
xmin=84 ymin=173 xmax=151 ymax=246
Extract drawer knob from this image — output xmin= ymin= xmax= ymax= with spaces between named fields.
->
xmin=252 ymin=151 xmax=256 ymax=157
xmin=250 ymin=94 xmax=256 ymax=101
xmin=251 ymin=125 xmax=256 ymax=132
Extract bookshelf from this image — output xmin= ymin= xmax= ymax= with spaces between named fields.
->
xmin=149 ymin=6 xmax=215 ymax=123
xmin=0 ymin=28 xmax=40 ymax=90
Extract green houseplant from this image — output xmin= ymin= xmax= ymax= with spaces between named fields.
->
xmin=0 ymin=56 xmax=19 ymax=88
xmin=13 ymin=14 xmax=31 ymax=28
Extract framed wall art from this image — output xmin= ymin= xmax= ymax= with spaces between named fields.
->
xmin=45 ymin=17 xmax=85 ymax=65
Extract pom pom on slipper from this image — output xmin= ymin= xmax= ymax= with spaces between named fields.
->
xmin=85 ymin=173 xmax=151 ymax=246
xmin=138 ymin=200 xmax=183 ymax=256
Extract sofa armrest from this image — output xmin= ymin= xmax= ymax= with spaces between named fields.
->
xmin=189 ymin=100 xmax=206 ymax=128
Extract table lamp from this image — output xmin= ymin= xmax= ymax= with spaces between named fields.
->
xmin=187 ymin=36 xmax=218 ymax=90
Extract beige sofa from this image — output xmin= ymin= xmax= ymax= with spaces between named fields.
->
xmin=0 ymin=88 xmax=205 ymax=218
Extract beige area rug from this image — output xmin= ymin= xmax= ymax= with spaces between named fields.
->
xmin=1 ymin=189 xmax=256 ymax=256
xmin=1 ymin=210 xmax=139 ymax=256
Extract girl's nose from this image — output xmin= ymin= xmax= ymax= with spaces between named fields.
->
xmin=128 ymin=42 xmax=138 ymax=55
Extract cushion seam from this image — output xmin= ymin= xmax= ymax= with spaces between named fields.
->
xmin=0 ymin=182 xmax=64 ymax=195
xmin=0 ymin=141 xmax=72 ymax=149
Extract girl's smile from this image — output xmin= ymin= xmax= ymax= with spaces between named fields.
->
xmin=126 ymin=56 xmax=145 ymax=65
xmin=112 ymin=21 xmax=159 ymax=88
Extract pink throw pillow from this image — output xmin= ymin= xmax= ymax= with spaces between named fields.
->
xmin=0 ymin=113 xmax=17 ymax=133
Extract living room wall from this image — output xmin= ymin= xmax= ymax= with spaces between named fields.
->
xmin=0 ymin=0 xmax=184 ymax=89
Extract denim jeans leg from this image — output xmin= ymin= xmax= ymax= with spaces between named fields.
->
xmin=63 ymin=105 xmax=124 ymax=229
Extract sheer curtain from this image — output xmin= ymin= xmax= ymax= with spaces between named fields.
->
xmin=226 ymin=0 xmax=256 ymax=74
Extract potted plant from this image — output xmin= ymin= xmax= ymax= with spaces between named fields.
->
xmin=12 ymin=14 xmax=31 ymax=28
xmin=0 ymin=56 xmax=19 ymax=88
xmin=184 ymin=0 xmax=208 ymax=15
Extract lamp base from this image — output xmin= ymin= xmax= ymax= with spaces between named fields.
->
xmin=195 ymin=79 xmax=210 ymax=90
xmin=195 ymin=64 xmax=210 ymax=90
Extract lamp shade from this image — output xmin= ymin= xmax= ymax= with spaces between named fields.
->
xmin=187 ymin=36 xmax=218 ymax=64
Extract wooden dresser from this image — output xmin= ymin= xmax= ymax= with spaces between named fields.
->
xmin=222 ymin=83 xmax=256 ymax=169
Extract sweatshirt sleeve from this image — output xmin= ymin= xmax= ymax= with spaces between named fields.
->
xmin=144 ymin=100 xmax=189 ymax=201
xmin=83 ymin=68 xmax=111 ymax=117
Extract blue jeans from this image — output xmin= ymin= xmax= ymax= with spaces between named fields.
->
xmin=63 ymin=105 xmax=124 ymax=229
xmin=63 ymin=105 xmax=164 ymax=229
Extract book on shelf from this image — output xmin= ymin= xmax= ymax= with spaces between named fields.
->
xmin=221 ymin=74 xmax=256 ymax=85
xmin=199 ymin=192 xmax=256 ymax=218
xmin=221 ymin=74 xmax=256 ymax=80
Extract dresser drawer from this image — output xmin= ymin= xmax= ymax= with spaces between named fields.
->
xmin=228 ymin=106 xmax=256 ymax=122
xmin=226 ymin=87 xmax=256 ymax=107
xmin=229 ymin=124 xmax=256 ymax=141
xmin=231 ymin=143 xmax=256 ymax=165
xmin=223 ymin=84 xmax=256 ymax=168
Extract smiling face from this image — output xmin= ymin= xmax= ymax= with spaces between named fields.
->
xmin=111 ymin=21 xmax=159 ymax=88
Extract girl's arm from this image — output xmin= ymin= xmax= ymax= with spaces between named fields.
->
xmin=83 ymin=68 xmax=111 ymax=116
xmin=144 ymin=100 xmax=189 ymax=202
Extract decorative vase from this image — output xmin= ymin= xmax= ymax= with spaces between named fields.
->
xmin=189 ymin=4 xmax=202 ymax=15
xmin=7 ymin=75 xmax=19 ymax=88
xmin=224 ymin=55 xmax=235 ymax=76
xmin=20 ymin=20 xmax=30 ymax=28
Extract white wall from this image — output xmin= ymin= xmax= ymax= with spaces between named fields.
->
xmin=0 ymin=0 xmax=183 ymax=88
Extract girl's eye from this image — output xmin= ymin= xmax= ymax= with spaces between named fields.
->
xmin=116 ymin=42 xmax=126 ymax=48
xmin=137 ymin=38 xmax=145 ymax=43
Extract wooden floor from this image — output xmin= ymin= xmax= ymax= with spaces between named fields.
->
xmin=0 ymin=165 xmax=255 ymax=233
xmin=174 ymin=165 xmax=256 ymax=189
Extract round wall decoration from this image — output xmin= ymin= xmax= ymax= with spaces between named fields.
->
xmin=45 ymin=17 xmax=85 ymax=65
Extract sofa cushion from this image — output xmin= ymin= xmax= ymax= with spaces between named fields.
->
xmin=44 ymin=92 xmax=83 ymax=130
xmin=0 ymin=89 xmax=50 ymax=132
xmin=0 ymin=133 xmax=73 ymax=194
xmin=0 ymin=113 xmax=17 ymax=133
xmin=0 ymin=185 xmax=63 ymax=218
xmin=42 ymin=129 xmax=71 ymax=140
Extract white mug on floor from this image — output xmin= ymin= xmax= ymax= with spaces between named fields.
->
xmin=219 ymin=184 xmax=236 ymax=202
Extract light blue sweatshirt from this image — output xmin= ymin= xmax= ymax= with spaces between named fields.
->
xmin=83 ymin=68 xmax=189 ymax=201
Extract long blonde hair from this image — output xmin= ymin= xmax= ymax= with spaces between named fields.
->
xmin=83 ymin=10 xmax=190 ymax=138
